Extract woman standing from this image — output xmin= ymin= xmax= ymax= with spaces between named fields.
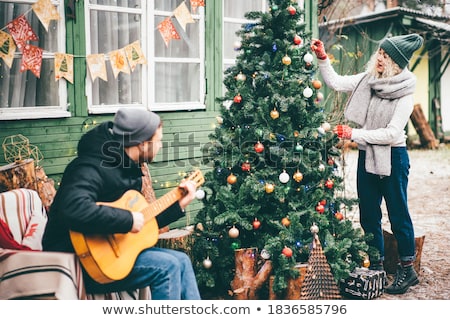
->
xmin=311 ymin=34 xmax=423 ymax=295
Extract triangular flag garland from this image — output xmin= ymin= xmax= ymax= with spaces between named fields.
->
xmin=174 ymin=1 xmax=195 ymax=32
xmin=20 ymin=44 xmax=43 ymax=78
xmin=0 ymin=1 xmax=204 ymax=81
xmin=31 ymin=0 xmax=60 ymax=32
xmin=55 ymin=53 xmax=74 ymax=83
xmin=86 ymin=54 xmax=107 ymax=82
xmin=157 ymin=17 xmax=181 ymax=47
xmin=0 ymin=30 xmax=16 ymax=68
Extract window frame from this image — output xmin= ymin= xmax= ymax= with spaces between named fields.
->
xmin=0 ymin=0 xmax=69 ymax=120
xmin=85 ymin=1 xmax=206 ymax=115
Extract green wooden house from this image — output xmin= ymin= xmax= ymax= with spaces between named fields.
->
xmin=0 ymin=1 xmax=318 ymax=226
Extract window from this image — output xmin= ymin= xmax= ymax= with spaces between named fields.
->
xmin=86 ymin=0 xmax=205 ymax=114
xmin=0 ymin=0 xmax=68 ymax=120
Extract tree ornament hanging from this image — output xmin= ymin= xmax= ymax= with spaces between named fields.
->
xmin=282 ymin=55 xmax=292 ymax=65
xmin=279 ymin=170 xmax=290 ymax=184
xmin=260 ymin=249 xmax=271 ymax=260
xmin=241 ymin=161 xmax=251 ymax=172
xmin=310 ymin=223 xmax=319 ymax=234
xmin=265 ymin=182 xmax=275 ymax=193
xmin=203 ymin=257 xmax=212 ymax=269
xmin=294 ymin=143 xmax=303 ymax=152
xmin=318 ymin=163 xmax=326 ymax=171
xmin=228 ymin=225 xmax=239 ymax=238
xmin=325 ymin=179 xmax=334 ymax=189
xmin=252 ymin=218 xmax=261 ymax=230
xmin=270 ymin=108 xmax=279 ymax=119
xmin=282 ymin=246 xmax=293 ymax=258
xmin=281 ymin=216 xmax=291 ymax=227
xmin=312 ymin=79 xmax=322 ymax=89
xmin=233 ymin=41 xmax=242 ymax=51
xmin=231 ymin=242 xmax=240 ymax=250
xmin=233 ymin=94 xmax=242 ymax=104
xmin=195 ymin=189 xmax=206 ymax=200
xmin=321 ymin=122 xmax=331 ymax=132
xmin=303 ymin=52 xmax=314 ymax=64
xmin=293 ymin=35 xmax=302 ymax=45
xmin=254 ymin=141 xmax=264 ymax=153
xmin=287 ymin=5 xmax=296 ymax=15
xmin=293 ymin=170 xmax=303 ymax=182
xmin=335 ymin=212 xmax=344 ymax=221
xmin=303 ymin=87 xmax=313 ymax=98
xmin=236 ymin=72 xmax=246 ymax=82
xmin=227 ymin=173 xmax=237 ymax=184
xmin=315 ymin=203 xmax=325 ymax=213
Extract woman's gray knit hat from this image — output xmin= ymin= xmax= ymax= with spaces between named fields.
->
xmin=380 ymin=34 xmax=424 ymax=69
xmin=112 ymin=108 xmax=161 ymax=146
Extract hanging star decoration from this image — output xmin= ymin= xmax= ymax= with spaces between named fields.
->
xmin=174 ymin=1 xmax=195 ymax=32
xmin=157 ymin=17 xmax=180 ymax=47
xmin=32 ymin=0 xmax=61 ymax=32
xmin=0 ymin=30 xmax=16 ymax=68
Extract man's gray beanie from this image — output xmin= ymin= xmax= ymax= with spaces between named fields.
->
xmin=112 ymin=108 xmax=161 ymax=146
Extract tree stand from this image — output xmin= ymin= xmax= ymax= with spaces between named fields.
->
xmin=230 ymin=248 xmax=272 ymax=300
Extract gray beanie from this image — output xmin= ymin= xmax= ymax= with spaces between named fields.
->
xmin=112 ymin=108 xmax=161 ymax=146
xmin=380 ymin=34 xmax=424 ymax=69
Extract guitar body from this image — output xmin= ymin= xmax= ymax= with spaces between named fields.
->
xmin=70 ymin=190 xmax=159 ymax=284
xmin=69 ymin=169 xmax=204 ymax=284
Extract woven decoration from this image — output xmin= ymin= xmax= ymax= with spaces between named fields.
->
xmin=300 ymin=233 xmax=342 ymax=300
xmin=2 ymin=134 xmax=43 ymax=164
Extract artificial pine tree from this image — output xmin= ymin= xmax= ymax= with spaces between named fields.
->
xmin=192 ymin=0 xmax=369 ymax=299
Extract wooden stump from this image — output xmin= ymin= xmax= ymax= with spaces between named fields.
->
xmin=383 ymin=228 xmax=425 ymax=275
xmin=230 ymin=248 xmax=273 ymax=300
xmin=0 ymin=159 xmax=36 ymax=193
xmin=410 ymin=104 xmax=438 ymax=149
xmin=269 ymin=263 xmax=307 ymax=299
xmin=157 ymin=228 xmax=194 ymax=259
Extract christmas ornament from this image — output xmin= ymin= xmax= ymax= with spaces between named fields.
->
xmin=228 ymin=225 xmax=239 ymax=238
xmin=362 ymin=257 xmax=370 ymax=268
xmin=233 ymin=94 xmax=242 ymax=104
xmin=317 ymin=127 xmax=325 ymax=136
xmin=294 ymin=143 xmax=303 ymax=152
xmin=287 ymin=5 xmax=296 ymax=15
xmin=260 ymin=249 xmax=271 ymax=260
xmin=281 ymin=217 xmax=291 ymax=227
xmin=315 ymin=203 xmax=325 ymax=213
xmin=195 ymin=189 xmax=205 ymax=200
xmin=236 ymin=72 xmax=246 ymax=81
xmin=327 ymin=157 xmax=335 ymax=166
xmin=278 ymin=170 xmax=290 ymax=184
xmin=254 ymin=141 xmax=264 ymax=153
xmin=241 ymin=161 xmax=251 ymax=172
xmin=318 ymin=163 xmax=326 ymax=171
xmin=233 ymin=41 xmax=241 ymax=51
xmin=231 ymin=242 xmax=240 ymax=250
xmin=334 ymin=212 xmax=344 ymax=221
xmin=316 ymin=91 xmax=324 ymax=102
xmin=265 ymin=183 xmax=274 ymax=193
xmin=282 ymin=246 xmax=293 ymax=258
xmin=325 ymin=179 xmax=334 ymax=189
xmin=303 ymin=52 xmax=314 ymax=64
xmin=293 ymin=170 xmax=303 ymax=182
xmin=319 ymin=199 xmax=327 ymax=206
xmin=321 ymin=122 xmax=331 ymax=131
xmin=271 ymin=4 xmax=279 ymax=11
xmin=252 ymin=218 xmax=261 ymax=230
xmin=312 ymin=79 xmax=322 ymax=89
xmin=303 ymin=87 xmax=313 ymax=98
xmin=293 ymin=35 xmax=302 ymax=45
xmin=270 ymin=109 xmax=279 ymax=119
xmin=310 ymin=223 xmax=319 ymax=234
xmin=216 ymin=116 xmax=223 ymax=124
xmin=227 ymin=173 xmax=237 ymax=184
xmin=282 ymin=55 xmax=292 ymax=65
xmin=203 ymin=257 xmax=212 ymax=269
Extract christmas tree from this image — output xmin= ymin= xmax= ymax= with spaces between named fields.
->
xmin=192 ymin=0 xmax=369 ymax=299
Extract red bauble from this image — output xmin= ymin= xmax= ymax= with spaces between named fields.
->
xmin=252 ymin=218 xmax=261 ymax=230
xmin=293 ymin=35 xmax=302 ymax=45
xmin=325 ymin=179 xmax=334 ymax=189
xmin=233 ymin=94 xmax=242 ymax=104
xmin=315 ymin=203 xmax=325 ymax=213
xmin=319 ymin=199 xmax=327 ymax=206
xmin=282 ymin=247 xmax=293 ymax=258
xmin=254 ymin=142 xmax=265 ymax=153
xmin=287 ymin=5 xmax=296 ymax=15
xmin=335 ymin=212 xmax=344 ymax=221
xmin=241 ymin=161 xmax=251 ymax=172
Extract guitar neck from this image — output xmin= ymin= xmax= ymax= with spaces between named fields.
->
xmin=142 ymin=187 xmax=185 ymax=223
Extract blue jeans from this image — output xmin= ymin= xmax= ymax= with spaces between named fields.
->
xmin=83 ymin=247 xmax=201 ymax=300
xmin=357 ymin=147 xmax=415 ymax=263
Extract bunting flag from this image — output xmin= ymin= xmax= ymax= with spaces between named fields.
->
xmin=0 ymin=31 xmax=16 ymax=68
xmin=124 ymin=41 xmax=146 ymax=72
xmin=54 ymin=53 xmax=74 ymax=83
xmin=190 ymin=0 xmax=205 ymax=13
xmin=174 ymin=1 xmax=195 ymax=31
xmin=157 ymin=17 xmax=180 ymax=47
xmin=32 ymin=0 xmax=61 ymax=32
xmin=109 ymin=48 xmax=130 ymax=78
xmin=20 ymin=44 xmax=43 ymax=78
xmin=86 ymin=54 xmax=107 ymax=82
xmin=7 ymin=15 xmax=38 ymax=51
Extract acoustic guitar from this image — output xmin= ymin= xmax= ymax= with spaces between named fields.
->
xmin=69 ymin=169 xmax=204 ymax=284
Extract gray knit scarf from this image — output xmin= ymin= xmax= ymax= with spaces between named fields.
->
xmin=344 ymin=68 xmax=416 ymax=176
